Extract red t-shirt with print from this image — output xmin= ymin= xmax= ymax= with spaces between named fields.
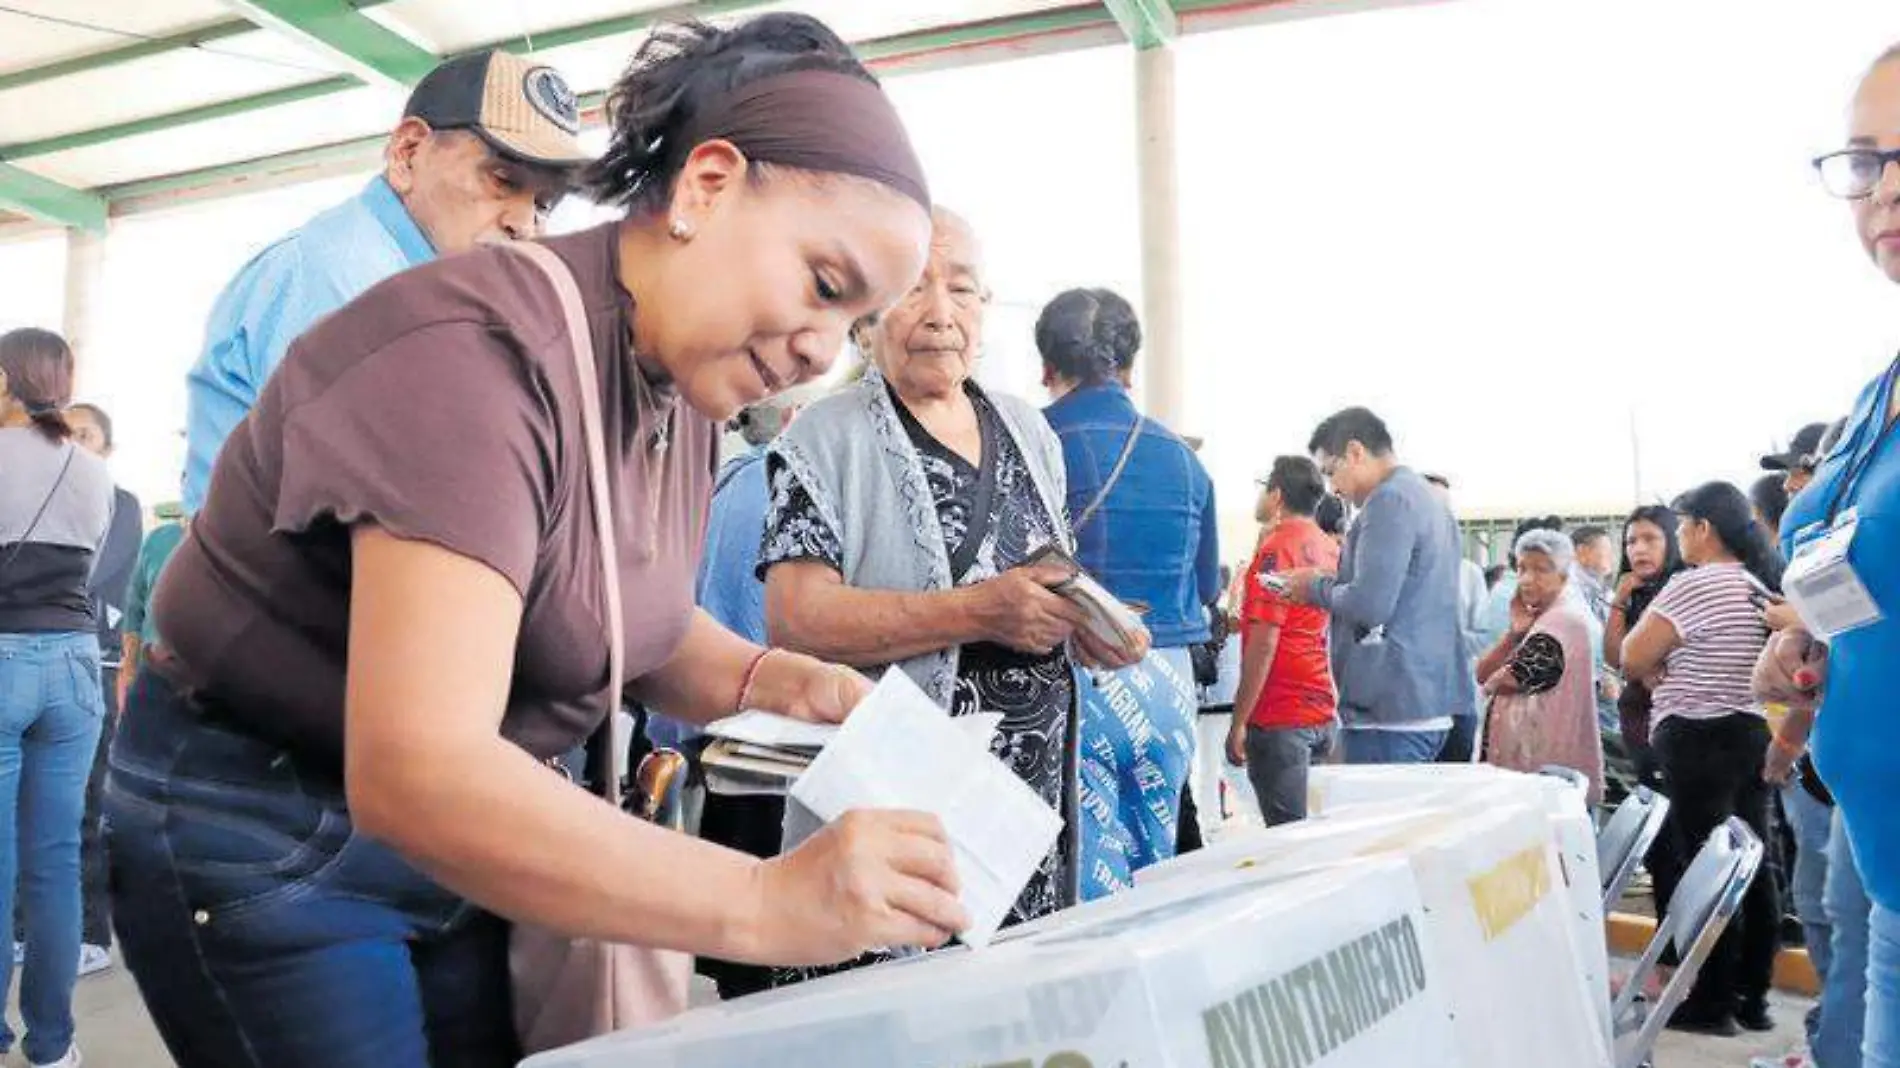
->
xmin=1242 ymin=516 xmax=1340 ymax=730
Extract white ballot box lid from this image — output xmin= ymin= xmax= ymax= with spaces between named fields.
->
xmin=520 ymin=860 xmax=1464 ymax=1068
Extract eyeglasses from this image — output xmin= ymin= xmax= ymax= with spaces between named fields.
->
xmin=1813 ymin=147 xmax=1900 ymax=200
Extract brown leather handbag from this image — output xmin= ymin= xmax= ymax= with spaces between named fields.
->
xmin=501 ymin=241 xmax=693 ymax=1055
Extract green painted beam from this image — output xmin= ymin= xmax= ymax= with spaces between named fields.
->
xmin=0 ymin=76 xmax=359 ymax=160
xmin=478 ymin=1 xmax=775 ymax=57
xmin=857 ymin=6 xmax=1119 ymax=64
xmin=0 ymin=0 xmax=396 ymax=94
xmin=0 ymin=163 xmax=106 ymax=232
xmin=0 ymin=20 xmax=253 ymax=93
xmin=224 ymin=0 xmax=436 ymax=86
xmin=1101 ymin=0 xmax=1179 ymax=48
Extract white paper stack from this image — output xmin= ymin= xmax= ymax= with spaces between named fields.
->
xmin=699 ymin=711 xmax=839 ymax=796
xmin=789 ymin=671 xmax=1057 ymax=949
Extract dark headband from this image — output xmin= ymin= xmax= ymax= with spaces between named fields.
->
xmin=674 ymin=68 xmax=930 ymax=210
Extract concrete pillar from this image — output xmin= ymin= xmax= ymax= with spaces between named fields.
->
xmin=1135 ymin=44 xmax=1185 ymax=430
xmin=62 ymin=225 xmax=107 ymax=391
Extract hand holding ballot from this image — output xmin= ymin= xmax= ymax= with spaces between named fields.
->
xmin=1015 ymin=545 xmax=1151 ymax=669
xmin=752 ymin=809 xmax=969 ymax=965
xmin=1269 ymin=566 xmax=1335 ymax=607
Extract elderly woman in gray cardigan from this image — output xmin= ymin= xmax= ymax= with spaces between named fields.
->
xmin=762 ymin=209 xmax=1142 ymax=954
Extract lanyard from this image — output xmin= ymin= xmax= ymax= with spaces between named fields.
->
xmin=1827 ymin=354 xmax=1900 ymax=526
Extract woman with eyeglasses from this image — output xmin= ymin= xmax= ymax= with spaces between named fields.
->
xmin=1755 ymin=42 xmax=1900 ymax=1068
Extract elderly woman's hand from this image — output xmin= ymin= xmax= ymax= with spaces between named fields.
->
xmin=748 ymin=650 xmax=874 ymax=725
xmin=1753 ymin=628 xmax=1828 ymax=710
xmin=1072 ymin=620 xmax=1150 ymax=672
xmin=966 ymin=564 xmax=1089 ymax=654
xmin=1508 ymin=591 xmax=1543 ymax=638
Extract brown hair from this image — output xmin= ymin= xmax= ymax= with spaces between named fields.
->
xmin=0 ymin=328 xmax=76 ymax=443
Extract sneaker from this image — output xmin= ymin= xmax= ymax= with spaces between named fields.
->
xmin=29 ymin=1044 xmax=80 ymax=1068
xmin=76 ymin=944 xmax=111 ymax=977
xmin=1749 ymin=1049 xmax=1816 ymax=1068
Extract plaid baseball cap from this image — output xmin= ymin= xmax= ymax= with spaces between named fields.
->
xmin=1760 ymin=422 xmax=1829 ymax=472
xmin=404 ymin=51 xmax=589 ymax=168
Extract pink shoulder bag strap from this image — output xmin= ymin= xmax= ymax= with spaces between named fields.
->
xmin=501 ymin=241 xmax=692 ymax=1055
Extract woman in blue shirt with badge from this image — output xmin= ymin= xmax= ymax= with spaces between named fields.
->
xmin=1765 ymin=42 xmax=1900 ymax=1068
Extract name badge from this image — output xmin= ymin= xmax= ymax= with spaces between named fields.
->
xmin=1785 ymin=510 xmax=1884 ymax=641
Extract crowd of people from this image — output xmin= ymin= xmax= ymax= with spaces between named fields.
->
xmin=1 ymin=12 xmax=1899 ymax=1068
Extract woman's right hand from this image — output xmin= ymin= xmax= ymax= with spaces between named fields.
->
xmin=1614 ymin=572 xmax=1642 ymax=603
xmin=969 ymin=564 xmax=1088 ymax=654
xmin=1753 ymin=628 xmax=1827 ymax=709
xmin=751 ymin=810 xmax=968 ymax=965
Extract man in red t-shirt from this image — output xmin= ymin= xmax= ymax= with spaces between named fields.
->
xmin=1227 ymin=457 xmax=1341 ymax=825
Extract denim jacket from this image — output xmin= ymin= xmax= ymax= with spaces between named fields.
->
xmin=1044 ymin=383 xmax=1219 ymax=648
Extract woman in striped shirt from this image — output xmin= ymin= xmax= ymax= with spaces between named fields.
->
xmin=1623 ymin=481 xmax=1783 ymax=1037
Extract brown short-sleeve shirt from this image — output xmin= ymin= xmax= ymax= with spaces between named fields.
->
xmin=153 ymin=223 xmax=715 ymax=763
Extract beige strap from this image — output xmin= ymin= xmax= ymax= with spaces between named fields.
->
xmin=505 ymin=242 xmax=624 ymax=807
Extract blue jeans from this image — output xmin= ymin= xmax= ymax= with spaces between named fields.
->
xmin=104 ymin=669 xmax=517 ymax=1068
xmin=0 ymin=632 xmax=104 ymax=1064
xmin=1784 ymin=784 xmax=1836 ymax=983
xmin=1820 ymin=808 xmax=1873 ymax=1068
xmin=1868 ymin=904 xmax=1900 ymax=1068
xmin=1341 ymin=726 xmax=1449 ymax=765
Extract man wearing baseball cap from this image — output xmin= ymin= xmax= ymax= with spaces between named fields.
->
xmin=181 ymin=50 xmax=590 ymax=514
xmin=1761 ymin=421 xmax=1831 ymax=497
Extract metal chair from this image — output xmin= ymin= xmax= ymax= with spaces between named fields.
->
xmin=1596 ymin=784 xmax=1671 ymax=914
xmin=1610 ymin=817 xmax=1764 ymax=1068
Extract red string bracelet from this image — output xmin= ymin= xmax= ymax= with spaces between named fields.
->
xmin=736 ymin=648 xmax=778 ymax=715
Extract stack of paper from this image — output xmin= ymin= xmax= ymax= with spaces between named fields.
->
xmin=700 ymin=711 xmax=839 ymax=797
xmin=1028 ymin=545 xmax=1147 ymax=656
xmin=790 ymin=671 xmax=1058 ymax=949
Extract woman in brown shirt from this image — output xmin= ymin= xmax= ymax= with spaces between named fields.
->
xmin=103 ymin=15 xmax=963 ymax=1068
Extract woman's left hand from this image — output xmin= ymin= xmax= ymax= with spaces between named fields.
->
xmin=749 ymin=651 xmax=875 ymax=725
xmin=1762 ymin=598 xmax=1804 ymax=633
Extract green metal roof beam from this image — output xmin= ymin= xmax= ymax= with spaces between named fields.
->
xmin=1101 ymin=0 xmax=1179 ymax=48
xmin=0 ymin=163 xmax=106 ymax=232
xmin=0 ymin=0 xmax=396 ymax=94
xmin=477 ymin=1 xmax=775 ymax=57
xmin=0 ymin=76 xmax=359 ymax=160
xmin=857 ymin=6 xmax=1118 ymax=63
xmin=223 ymin=0 xmax=437 ymax=87
xmin=0 ymin=20 xmax=253 ymax=94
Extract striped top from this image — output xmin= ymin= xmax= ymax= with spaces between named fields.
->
xmin=1648 ymin=563 xmax=1771 ymax=723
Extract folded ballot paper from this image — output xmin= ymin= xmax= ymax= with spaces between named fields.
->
xmin=790 ymin=670 xmax=1060 ymax=950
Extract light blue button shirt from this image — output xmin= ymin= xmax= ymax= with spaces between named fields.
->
xmin=182 ymin=177 xmax=435 ymax=513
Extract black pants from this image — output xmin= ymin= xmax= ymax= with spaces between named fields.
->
xmin=1437 ymin=714 xmax=1478 ymax=763
xmin=694 ymin=790 xmax=786 ymax=1001
xmin=1648 ymin=713 xmax=1778 ymax=1015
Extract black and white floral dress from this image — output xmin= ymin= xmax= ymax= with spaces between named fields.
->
xmin=759 ymin=385 xmax=1077 ymax=977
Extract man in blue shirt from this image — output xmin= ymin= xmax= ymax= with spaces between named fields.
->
xmin=182 ymin=50 xmax=588 ymax=513
xmin=1278 ymin=407 xmax=1475 ymax=764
